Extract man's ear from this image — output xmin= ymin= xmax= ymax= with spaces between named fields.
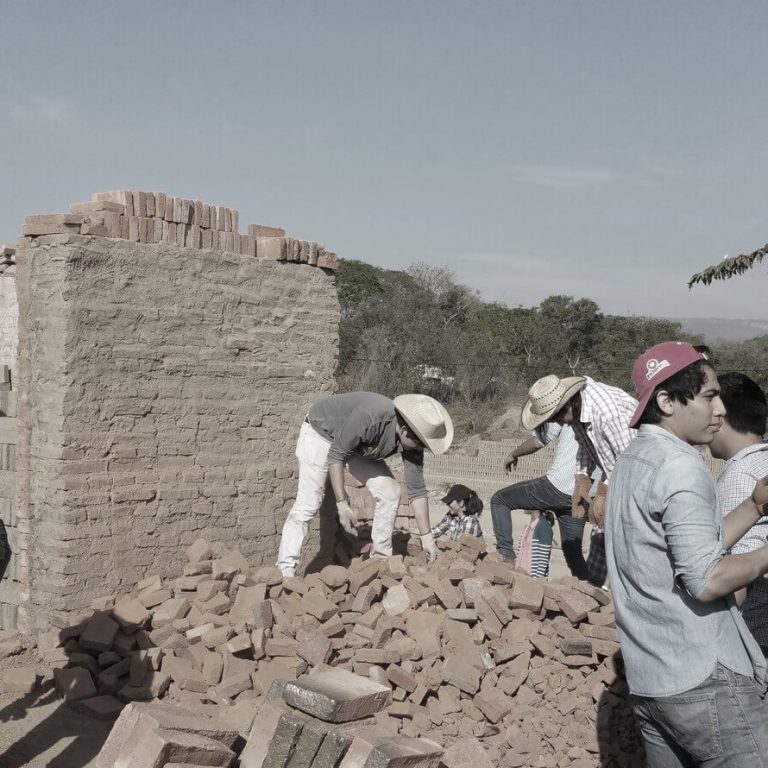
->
xmin=655 ymin=389 xmax=675 ymax=417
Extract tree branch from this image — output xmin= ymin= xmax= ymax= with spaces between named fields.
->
xmin=688 ymin=244 xmax=768 ymax=287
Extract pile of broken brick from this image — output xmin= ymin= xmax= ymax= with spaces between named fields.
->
xmin=18 ymin=190 xmax=339 ymax=269
xmin=31 ymin=535 xmax=644 ymax=767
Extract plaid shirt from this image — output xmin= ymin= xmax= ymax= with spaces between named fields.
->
xmin=716 ymin=442 xmax=768 ymax=557
xmin=432 ymin=512 xmax=483 ymax=541
xmin=572 ymin=377 xmax=637 ymax=481
xmin=716 ymin=442 xmax=768 ymax=650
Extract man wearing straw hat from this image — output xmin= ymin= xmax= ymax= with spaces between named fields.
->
xmin=276 ymin=392 xmax=453 ymax=577
xmin=521 ymin=373 xmax=636 ymax=585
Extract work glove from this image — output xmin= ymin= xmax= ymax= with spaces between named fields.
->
xmin=336 ymin=499 xmax=358 ymax=535
xmin=571 ymin=473 xmax=591 ymax=519
xmin=420 ymin=532 xmax=439 ymax=565
xmin=589 ymin=482 xmax=608 ymax=528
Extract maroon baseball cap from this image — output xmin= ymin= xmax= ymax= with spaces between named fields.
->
xmin=629 ymin=342 xmax=707 ymax=428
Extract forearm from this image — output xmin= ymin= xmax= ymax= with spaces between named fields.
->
xmin=699 ymin=546 xmax=768 ymax=602
xmin=410 ymin=497 xmax=431 ymax=536
xmin=722 ymin=496 xmax=763 ymax=550
xmin=328 ymin=463 xmax=348 ymax=503
xmin=513 ymin=437 xmax=543 ymax=459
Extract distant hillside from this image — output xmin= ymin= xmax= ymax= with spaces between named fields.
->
xmin=676 ymin=317 xmax=768 ymax=343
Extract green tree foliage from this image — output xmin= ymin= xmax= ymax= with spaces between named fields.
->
xmin=538 ymin=296 xmax=603 ymax=374
xmin=689 ymin=244 xmax=768 ymax=287
xmin=711 ymin=336 xmax=768 ymax=394
xmin=334 ymin=259 xmax=704 ymax=435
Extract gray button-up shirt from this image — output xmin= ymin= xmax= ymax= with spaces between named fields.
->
xmin=605 ymin=424 xmax=766 ymax=697
xmin=308 ymin=392 xmax=427 ymax=501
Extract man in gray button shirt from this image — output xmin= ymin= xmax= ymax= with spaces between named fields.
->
xmin=606 ymin=342 xmax=768 ymax=766
xmin=276 ymin=392 xmax=453 ymax=577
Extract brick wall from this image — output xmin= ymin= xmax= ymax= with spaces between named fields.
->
xmin=13 ymin=192 xmax=341 ymax=632
xmin=0 ymin=246 xmax=19 ymax=628
xmin=0 ymin=246 xmax=17 ymax=380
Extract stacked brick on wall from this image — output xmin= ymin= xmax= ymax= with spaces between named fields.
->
xmin=14 ymin=191 xmax=341 ymax=633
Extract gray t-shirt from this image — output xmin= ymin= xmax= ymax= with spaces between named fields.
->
xmin=308 ymin=392 xmax=427 ymax=501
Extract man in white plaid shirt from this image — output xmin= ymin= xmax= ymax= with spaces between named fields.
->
xmin=522 ymin=374 xmax=637 ymax=585
xmin=710 ymin=372 xmax=768 ymax=656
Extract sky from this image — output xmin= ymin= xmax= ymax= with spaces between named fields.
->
xmin=2 ymin=1 xmax=768 ymax=319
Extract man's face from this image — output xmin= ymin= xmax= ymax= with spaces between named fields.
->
xmin=661 ymin=366 xmax=725 ymax=446
xmin=398 ymin=425 xmax=425 ymax=452
xmin=708 ymin=420 xmax=731 ymax=460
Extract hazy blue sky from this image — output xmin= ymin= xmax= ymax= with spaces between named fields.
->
xmin=3 ymin=2 xmax=768 ymax=318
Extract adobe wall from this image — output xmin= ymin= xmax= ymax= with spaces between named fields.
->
xmin=0 ymin=246 xmax=17 ymax=379
xmin=13 ymin=191 xmax=341 ymax=632
xmin=0 ymin=246 xmax=19 ymax=628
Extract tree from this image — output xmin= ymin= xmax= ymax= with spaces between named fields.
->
xmin=538 ymin=295 xmax=603 ymax=374
xmin=406 ymin=262 xmax=481 ymax=328
xmin=336 ymin=259 xmax=384 ymax=318
xmin=688 ymin=243 xmax=768 ymax=287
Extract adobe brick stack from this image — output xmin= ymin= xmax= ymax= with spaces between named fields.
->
xmin=96 ymin=675 xmax=441 ymax=768
xmin=39 ymin=536 xmax=643 ymax=767
xmin=19 ymin=190 xmax=339 ymax=270
xmin=12 ymin=193 xmax=342 ymax=633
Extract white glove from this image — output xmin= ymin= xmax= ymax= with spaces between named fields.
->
xmin=420 ymin=532 xmax=438 ymax=564
xmin=336 ymin=499 xmax=358 ymax=534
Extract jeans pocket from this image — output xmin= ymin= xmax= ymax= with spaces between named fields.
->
xmin=651 ymin=692 xmax=722 ymax=761
xmin=732 ymin=671 xmax=761 ymax=695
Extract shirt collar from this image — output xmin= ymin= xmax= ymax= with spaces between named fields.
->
xmin=637 ymin=423 xmax=706 ymax=459
xmin=725 ymin=441 xmax=768 ymax=467
xmin=576 ymin=377 xmax=597 ymax=426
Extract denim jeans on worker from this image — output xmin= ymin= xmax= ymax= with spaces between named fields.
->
xmin=631 ymin=662 xmax=768 ymax=768
xmin=490 ymin=475 xmax=590 ymax=580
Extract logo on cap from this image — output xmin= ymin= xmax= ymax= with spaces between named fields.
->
xmin=645 ymin=359 xmax=670 ymax=381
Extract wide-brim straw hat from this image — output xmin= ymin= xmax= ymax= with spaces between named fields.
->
xmin=393 ymin=394 xmax=454 ymax=455
xmin=521 ymin=375 xmax=587 ymax=430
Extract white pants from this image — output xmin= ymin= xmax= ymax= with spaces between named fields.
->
xmin=276 ymin=422 xmax=403 ymax=576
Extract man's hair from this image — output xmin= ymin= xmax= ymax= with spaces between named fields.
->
xmin=693 ymin=344 xmax=713 ymax=363
xmin=552 ymin=391 xmax=581 ymax=423
xmin=395 ymin=413 xmax=424 ymax=448
xmin=638 ymin=360 xmax=710 ymax=425
xmin=718 ymin=372 xmax=767 ymax=436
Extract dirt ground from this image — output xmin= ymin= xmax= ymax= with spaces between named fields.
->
xmin=0 ymin=652 xmax=113 ymax=767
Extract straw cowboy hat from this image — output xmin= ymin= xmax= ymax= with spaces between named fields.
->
xmin=393 ymin=394 xmax=454 ymax=455
xmin=521 ymin=374 xmax=587 ymax=431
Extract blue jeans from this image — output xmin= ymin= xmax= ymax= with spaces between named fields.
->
xmin=631 ymin=663 xmax=768 ymax=767
xmin=490 ymin=475 xmax=590 ymax=580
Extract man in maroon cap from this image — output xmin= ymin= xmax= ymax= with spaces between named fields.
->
xmin=605 ymin=341 xmax=768 ymax=766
